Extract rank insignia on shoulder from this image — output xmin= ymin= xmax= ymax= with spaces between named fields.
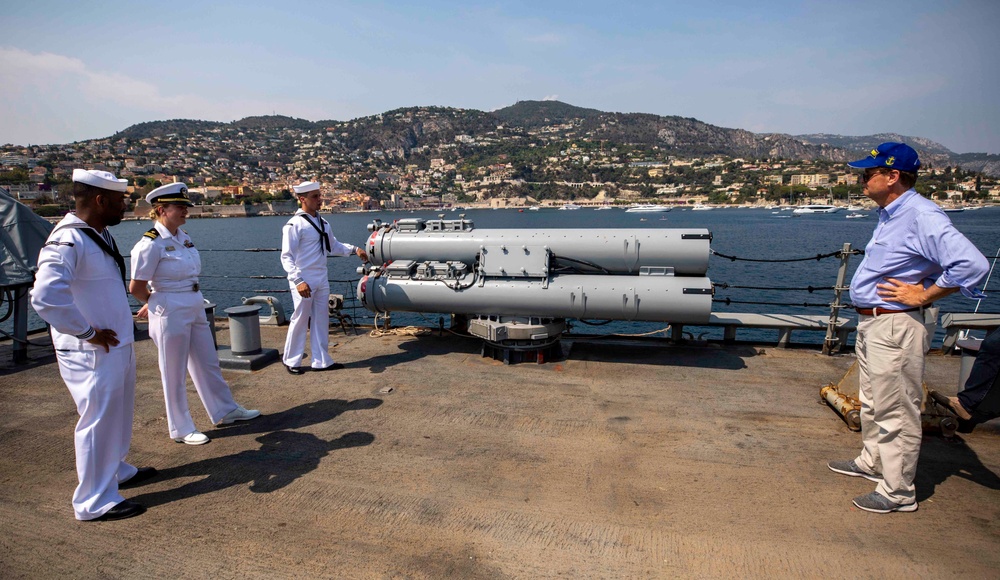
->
xmin=165 ymin=245 xmax=176 ymax=251
xmin=143 ymin=228 xmax=160 ymax=240
xmin=184 ymin=240 xmax=195 ymax=248
xmin=44 ymin=241 xmax=74 ymax=247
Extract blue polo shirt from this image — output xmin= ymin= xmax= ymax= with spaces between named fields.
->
xmin=849 ymin=190 xmax=989 ymax=309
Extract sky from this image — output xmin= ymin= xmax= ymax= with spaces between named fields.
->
xmin=2 ymin=0 xmax=999 ymax=153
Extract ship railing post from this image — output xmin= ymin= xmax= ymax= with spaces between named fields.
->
xmin=12 ymin=283 xmax=29 ymax=365
xmin=823 ymin=243 xmax=853 ymax=355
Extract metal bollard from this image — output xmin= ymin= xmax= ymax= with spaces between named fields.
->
xmin=225 ymin=304 xmax=262 ymax=356
xmin=956 ymin=337 xmax=983 ymax=392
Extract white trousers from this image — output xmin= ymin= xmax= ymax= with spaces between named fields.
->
xmin=854 ymin=311 xmax=930 ymax=504
xmin=56 ymin=345 xmax=138 ymax=520
xmin=283 ymin=280 xmax=333 ymax=369
xmin=148 ymin=291 xmax=237 ymax=439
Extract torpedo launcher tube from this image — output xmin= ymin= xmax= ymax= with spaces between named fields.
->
xmin=357 ymin=217 xmax=714 ymax=325
xmin=364 ymin=217 xmax=710 ymax=275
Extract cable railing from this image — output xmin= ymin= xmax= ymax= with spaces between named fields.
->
xmin=8 ymin=243 xmax=997 ymax=355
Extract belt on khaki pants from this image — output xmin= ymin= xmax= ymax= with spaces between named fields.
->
xmin=855 ymin=306 xmax=920 ymax=317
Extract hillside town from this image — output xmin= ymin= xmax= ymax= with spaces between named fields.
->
xmin=2 ymin=106 xmax=998 ymax=216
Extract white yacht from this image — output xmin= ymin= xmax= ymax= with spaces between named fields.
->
xmin=624 ymin=204 xmax=671 ymax=213
xmin=791 ymin=204 xmax=842 ymax=215
xmin=558 ymin=203 xmax=582 ymax=210
xmin=690 ymin=204 xmax=713 ymax=211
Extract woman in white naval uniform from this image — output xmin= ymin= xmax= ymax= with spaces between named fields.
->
xmin=129 ymin=183 xmax=260 ymax=445
xmin=280 ymin=181 xmax=367 ymax=373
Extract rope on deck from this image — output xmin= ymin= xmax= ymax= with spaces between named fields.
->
xmin=367 ymin=313 xmax=431 ymax=337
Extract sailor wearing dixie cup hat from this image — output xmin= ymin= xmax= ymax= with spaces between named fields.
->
xmin=31 ymin=169 xmax=154 ymax=521
xmin=280 ymin=181 xmax=367 ymax=374
xmin=129 ymin=183 xmax=260 ymax=446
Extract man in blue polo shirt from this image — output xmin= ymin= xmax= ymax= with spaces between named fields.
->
xmin=828 ymin=142 xmax=989 ymax=513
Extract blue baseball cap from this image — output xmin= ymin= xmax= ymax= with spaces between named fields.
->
xmin=847 ymin=142 xmax=920 ymax=173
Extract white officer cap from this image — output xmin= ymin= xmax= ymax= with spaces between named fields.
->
xmin=146 ymin=182 xmax=193 ymax=206
xmin=292 ymin=181 xmax=320 ymax=194
xmin=72 ymin=169 xmax=128 ymax=192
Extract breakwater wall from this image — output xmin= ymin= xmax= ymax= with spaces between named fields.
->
xmin=126 ymin=199 xmax=299 ymax=220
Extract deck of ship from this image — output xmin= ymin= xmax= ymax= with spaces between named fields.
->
xmin=1 ymin=321 xmax=998 ymax=578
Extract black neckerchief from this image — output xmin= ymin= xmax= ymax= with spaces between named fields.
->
xmin=299 ymin=213 xmax=331 ymax=253
xmin=79 ymin=227 xmax=127 ymax=289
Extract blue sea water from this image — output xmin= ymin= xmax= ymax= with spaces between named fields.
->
xmin=9 ymin=206 xmax=1000 ymax=347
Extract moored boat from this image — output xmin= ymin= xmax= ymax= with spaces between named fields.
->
xmin=791 ymin=204 xmax=842 ymax=215
xmin=625 ymin=204 xmax=671 ymax=213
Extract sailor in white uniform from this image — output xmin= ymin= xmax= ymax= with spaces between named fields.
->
xmin=31 ymin=169 xmax=153 ymax=522
xmin=129 ymin=183 xmax=260 ymax=445
xmin=280 ymin=181 xmax=367 ymax=374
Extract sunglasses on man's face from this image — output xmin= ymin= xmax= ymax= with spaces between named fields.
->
xmin=861 ymin=169 xmax=894 ymax=183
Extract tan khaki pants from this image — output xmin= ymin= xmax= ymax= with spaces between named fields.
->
xmin=854 ymin=310 xmax=930 ymax=504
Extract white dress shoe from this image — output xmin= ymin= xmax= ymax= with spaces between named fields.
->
xmin=174 ymin=431 xmax=210 ymax=445
xmin=218 ymin=405 xmax=261 ymax=425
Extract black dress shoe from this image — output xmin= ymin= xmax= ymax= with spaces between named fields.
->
xmin=319 ymin=363 xmax=345 ymax=371
xmin=119 ymin=467 xmax=158 ymax=489
xmin=88 ymin=500 xmax=146 ymax=522
xmin=284 ymin=364 xmax=305 ymax=375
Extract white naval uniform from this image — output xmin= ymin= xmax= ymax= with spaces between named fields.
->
xmin=280 ymin=209 xmax=356 ymax=369
xmin=31 ymin=214 xmax=139 ymax=521
xmin=130 ymin=222 xmax=238 ymax=439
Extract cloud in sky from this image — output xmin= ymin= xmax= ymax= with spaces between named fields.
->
xmin=0 ymin=48 xmax=199 ymax=113
xmin=0 ymin=47 xmax=345 ymax=144
xmin=542 ymin=95 xmax=559 ymax=102
xmin=0 ymin=48 xmax=221 ymax=143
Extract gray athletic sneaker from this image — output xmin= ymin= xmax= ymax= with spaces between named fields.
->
xmin=852 ymin=491 xmax=918 ymax=513
xmin=828 ymin=459 xmax=882 ymax=482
